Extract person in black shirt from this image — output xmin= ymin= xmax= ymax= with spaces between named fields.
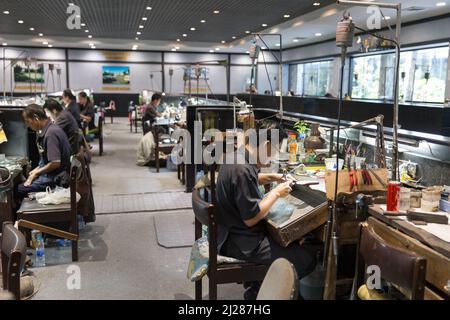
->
xmin=216 ymin=121 xmax=316 ymax=299
xmin=44 ymin=99 xmax=80 ymax=155
xmin=17 ymin=104 xmax=71 ymax=200
xmin=62 ymin=89 xmax=82 ymax=128
xmin=142 ymin=93 xmax=162 ymax=135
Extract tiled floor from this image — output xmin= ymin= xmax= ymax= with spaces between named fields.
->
xmin=29 ymin=118 xmax=244 ymax=300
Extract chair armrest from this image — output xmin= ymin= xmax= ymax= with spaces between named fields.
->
xmin=17 ymin=219 xmax=79 ymax=241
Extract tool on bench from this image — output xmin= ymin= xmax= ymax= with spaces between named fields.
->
xmin=383 ymin=209 xmax=449 ymax=225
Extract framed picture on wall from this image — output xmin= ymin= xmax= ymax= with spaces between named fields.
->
xmin=102 ymin=66 xmax=130 ymax=85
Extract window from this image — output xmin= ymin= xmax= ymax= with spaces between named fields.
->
xmin=350 ymin=45 xmax=449 ymax=103
xmin=289 ymin=60 xmax=332 ymax=96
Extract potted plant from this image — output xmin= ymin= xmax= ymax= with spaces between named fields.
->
xmin=293 ymin=120 xmax=308 ymax=139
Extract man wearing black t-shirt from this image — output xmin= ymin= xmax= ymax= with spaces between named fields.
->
xmin=216 ymin=122 xmax=316 ymax=299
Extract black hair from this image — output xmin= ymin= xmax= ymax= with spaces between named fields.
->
xmin=245 ymin=119 xmax=286 ymax=147
xmin=23 ymin=104 xmax=48 ymax=120
xmin=43 ymin=99 xmax=63 ymax=113
xmin=62 ymin=89 xmax=76 ymax=101
xmin=78 ymin=91 xmax=91 ymax=104
xmin=151 ymin=93 xmax=162 ymax=102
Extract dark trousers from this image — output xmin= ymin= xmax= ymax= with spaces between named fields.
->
xmin=221 ymin=235 xmax=317 ymax=280
xmin=16 ymin=175 xmax=55 ymax=202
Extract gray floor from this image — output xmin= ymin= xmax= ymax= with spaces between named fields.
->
xmin=30 ymin=118 xmax=243 ymax=300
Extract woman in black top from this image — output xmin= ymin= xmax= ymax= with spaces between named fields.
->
xmin=62 ymin=89 xmax=82 ymax=128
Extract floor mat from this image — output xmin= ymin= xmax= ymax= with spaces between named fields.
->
xmin=95 ymin=191 xmax=192 ymax=215
xmin=154 ymin=210 xmax=195 ymax=248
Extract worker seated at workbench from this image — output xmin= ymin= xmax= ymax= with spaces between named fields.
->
xmin=16 ymin=104 xmax=71 ymax=202
xmin=216 ymin=121 xmax=317 ymax=300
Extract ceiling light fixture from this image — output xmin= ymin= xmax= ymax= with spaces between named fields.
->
xmin=48 ymin=44 xmax=53 ymax=48
xmin=136 ymin=32 xmax=141 ymax=35
xmin=88 ymin=35 xmax=93 ymax=38
xmin=221 ymin=40 xmax=226 ymax=44
xmin=213 ymin=10 xmax=220 ymax=14
xmin=315 ymin=32 xmax=322 ymax=36
xmin=245 ymin=50 xmax=249 ymax=54
xmin=275 ymin=43 xmax=280 ymax=46
xmin=209 ymin=50 xmax=214 ymax=53
xmin=232 ymin=36 xmax=236 ymax=39
xmin=18 ymin=20 xmax=24 ymax=24
xmin=91 ymin=46 xmax=96 ymax=49
xmin=139 ymin=25 xmax=144 ymax=29
xmin=313 ymin=2 xmax=321 ymax=6
xmin=384 ymin=16 xmax=391 ymax=20
xmin=182 ymin=33 xmax=187 ymax=37
xmin=176 ymin=38 xmax=181 ymax=42
xmin=245 ymin=30 xmax=251 ymax=34
xmin=262 ymin=23 xmax=268 ymax=27
xmin=2 ymin=43 xmax=7 ymax=46
xmin=29 ymin=27 xmax=35 ymax=31
xmin=68 ymin=3 xmax=74 ymax=6
xmin=171 ymin=48 xmax=176 ymax=51
xmin=284 ymin=14 xmax=290 ymax=18
xmin=215 ymin=47 xmax=220 ymax=51
xmin=81 ymin=23 xmax=86 ymax=27
xmin=146 ymin=6 xmax=152 ymax=10
xmin=293 ymin=38 xmax=300 ymax=42
xmin=3 ymin=11 xmax=10 ymax=15
xmin=436 ymin=2 xmax=446 ymax=6
xmin=190 ymin=27 xmax=196 ymax=31
xmin=85 ymin=30 xmax=89 ymax=33
xmin=89 ymin=43 xmax=94 ymax=46
xmin=38 ymin=33 xmax=44 ymax=37
xmin=142 ymin=17 xmax=148 ymax=21
xmin=43 ymin=41 xmax=48 ymax=45
xmin=135 ymin=37 xmax=139 ymax=40
xmin=200 ymin=20 xmax=206 ymax=23
xmin=175 ymin=46 xmax=180 ymax=50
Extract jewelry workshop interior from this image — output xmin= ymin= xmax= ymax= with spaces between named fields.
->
xmin=0 ymin=0 xmax=449 ymax=302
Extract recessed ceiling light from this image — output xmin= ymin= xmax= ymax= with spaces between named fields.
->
xmin=245 ymin=50 xmax=249 ymax=54
xmin=81 ymin=23 xmax=86 ymax=27
xmin=200 ymin=20 xmax=206 ymax=23
xmin=313 ymin=2 xmax=321 ymax=6
xmin=2 ymin=43 xmax=7 ymax=46
xmin=142 ymin=17 xmax=147 ymax=21
xmin=275 ymin=43 xmax=280 ymax=46
xmin=48 ymin=44 xmax=53 ymax=48
xmin=245 ymin=30 xmax=251 ymax=34
xmin=139 ymin=25 xmax=144 ymax=29
xmin=176 ymin=38 xmax=181 ymax=42
xmin=146 ymin=6 xmax=152 ymax=10
xmin=91 ymin=46 xmax=96 ymax=49
xmin=283 ymin=14 xmax=290 ymax=18
xmin=3 ymin=11 xmax=10 ymax=15
xmin=43 ymin=41 xmax=48 ymax=45
xmin=29 ymin=27 xmax=35 ymax=31
xmin=88 ymin=35 xmax=93 ymax=38
xmin=293 ymin=38 xmax=300 ymax=42
xmin=136 ymin=32 xmax=141 ymax=35
xmin=213 ymin=10 xmax=220 ymax=14
xmin=18 ymin=20 xmax=24 ymax=24
xmin=262 ymin=23 xmax=268 ymax=27
xmin=182 ymin=33 xmax=187 ymax=37
xmin=85 ymin=30 xmax=89 ymax=33
xmin=190 ymin=27 xmax=196 ymax=31
xmin=232 ymin=36 xmax=236 ymax=39
xmin=215 ymin=47 xmax=220 ymax=51
xmin=436 ymin=2 xmax=446 ymax=6
xmin=135 ymin=37 xmax=139 ymax=40
xmin=38 ymin=33 xmax=44 ymax=37
xmin=89 ymin=43 xmax=94 ymax=46
xmin=175 ymin=46 xmax=180 ymax=50
xmin=315 ymin=32 xmax=322 ymax=36
xmin=68 ymin=3 xmax=74 ymax=6
xmin=171 ymin=48 xmax=176 ymax=51
xmin=221 ymin=40 xmax=226 ymax=44
xmin=384 ymin=16 xmax=391 ymax=20
xmin=132 ymin=47 xmax=137 ymax=51
xmin=209 ymin=50 xmax=214 ymax=53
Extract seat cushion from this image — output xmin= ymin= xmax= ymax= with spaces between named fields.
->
xmin=17 ymin=198 xmax=70 ymax=214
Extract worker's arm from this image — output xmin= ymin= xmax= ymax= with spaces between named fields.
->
xmin=244 ymin=182 xmax=292 ymax=227
xmin=258 ymin=173 xmax=296 ymax=185
xmin=24 ymin=161 xmax=61 ymax=186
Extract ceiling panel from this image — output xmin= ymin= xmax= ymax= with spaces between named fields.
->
xmin=0 ymin=0 xmax=335 ymax=42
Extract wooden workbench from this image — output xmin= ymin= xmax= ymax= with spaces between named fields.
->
xmin=368 ymin=206 xmax=450 ymax=299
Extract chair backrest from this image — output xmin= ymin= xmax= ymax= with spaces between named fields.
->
xmin=70 ymin=158 xmax=81 ymax=214
xmin=192 ymin=188 xmax=212 ymax=227
xmin=358 ymin=223 xmax=427 ymax=300
xmin=1 ymin=222 xmax=26 ymax=300
xmin=257 ymin=258 xmax=299 ymax=300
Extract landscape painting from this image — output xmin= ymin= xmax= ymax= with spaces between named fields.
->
xmin=102 ymin=65 xmax=130 ymax=85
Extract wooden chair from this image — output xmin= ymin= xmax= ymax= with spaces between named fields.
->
xmin=16 ymin=158 xmax=81 ymax=262
xmin=352 ymin=222 xmax=427 ymax=300
xmin=192 ymin=188 xmax=269 ymax=300
xmin=1 ymin=221 xmax=26 ymax=300
xmin=257 ymin=258 xmax=299 ymax=300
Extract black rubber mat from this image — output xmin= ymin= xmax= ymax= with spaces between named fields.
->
xmin=154 ymin=210 xmax=195 ymax=248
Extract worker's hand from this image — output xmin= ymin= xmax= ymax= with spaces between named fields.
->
xmin=273 ymin=181 xmax=293 ymax=198
xmin=281 ymin=174 xmax=297 ymax=184
xmin=24 ymin=172 xmax=38 ymax=187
